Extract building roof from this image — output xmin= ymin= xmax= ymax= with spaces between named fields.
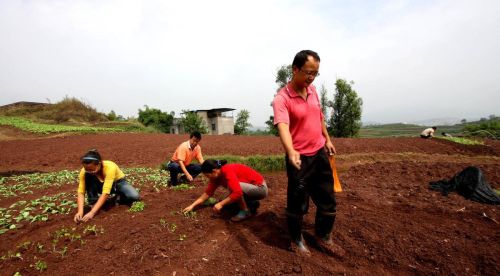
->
xmin=182 ymin=108 xmax=235 ymax=113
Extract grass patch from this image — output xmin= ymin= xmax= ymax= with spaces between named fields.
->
xmin=161 ymin=155 xmax=285 ymax=172
xmin=438 ymin=137 xmax=484 ymax=145
xmin=0 ymin=116 xmax=121 ymax=134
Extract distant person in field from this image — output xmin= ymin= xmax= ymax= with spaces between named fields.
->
xmin=167 ymin=131 xmax=204 ymax=186
xmin=183 ymin=159 xmax=268 ymax=222
xmin=420 ymin=127 xmax=437 ymax=139
xmin=273 ymin=50 xmax=341 ymax=257
xmin=74 ymin=149 xmax=140 ymax=223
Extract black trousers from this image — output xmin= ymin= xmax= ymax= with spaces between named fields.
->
xmin=285 ymin=149 xmax=337 ymax=241
xmin=85 ymin=174 xmax=140 ymax=205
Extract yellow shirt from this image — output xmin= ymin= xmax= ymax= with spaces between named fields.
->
xmin=170 ymin=140 xmax=203 ymax=166
xmin=77 ymin=160 xmax=125 ymax=195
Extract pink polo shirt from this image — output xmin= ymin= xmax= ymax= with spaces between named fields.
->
xmin=273 ymin=83 xmax=325 ymax=156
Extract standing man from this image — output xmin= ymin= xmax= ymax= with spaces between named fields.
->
xmin=168 ymin=131 xmax=204 ymax=186
xmin=273 ymin=50 xmax=340 ymax=256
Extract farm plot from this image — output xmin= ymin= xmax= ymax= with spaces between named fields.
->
xmin=0 ymin=134 xmax=498 ymax=275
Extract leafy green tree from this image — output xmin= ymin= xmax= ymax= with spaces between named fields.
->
xmin=180 ymin=111 xmax=208 ymax=134
xmin=320 ymin=84 xmax=329 ymax=118
xmin=275 ymin=64 xmax=292 ymax=91
xmin=328 ymin=79 xmax=363 ymax=137
xmin=265 ymin=116 xmax=279 ymax=136
xmin=234 ymin=109 xmax=252 ymax=135
xmin=137 ymin=106 xmax=173 ymax=133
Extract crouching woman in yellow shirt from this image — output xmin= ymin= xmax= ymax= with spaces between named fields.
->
xmin=74 ymin=149 xmax=140 ymax=223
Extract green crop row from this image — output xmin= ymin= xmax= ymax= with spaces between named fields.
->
xmin=0 ymin=170 xmax=78 ymax=197
xmin=0 ymin=192 xmax=76 ymax=235
xmin=0 ymin=116 xmax=122 ymax=134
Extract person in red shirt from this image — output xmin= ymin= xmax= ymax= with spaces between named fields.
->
xmin=183 ymin=159 xmax=268 ymax=222
xmin=273 ymin=50 xmax=340 ymax=256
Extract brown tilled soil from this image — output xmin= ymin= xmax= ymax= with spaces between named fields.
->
xmin=0 ymin=133 xmax=499 ymax=275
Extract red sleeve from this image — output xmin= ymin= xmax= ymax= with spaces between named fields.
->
xmin=204 ymin=182 xmax=217 ymax=197
xmin=223 ymin=168 xmax=243 ymax=201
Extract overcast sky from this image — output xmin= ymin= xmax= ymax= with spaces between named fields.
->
xmin=1 ymin=0 xmax=499 ymax=126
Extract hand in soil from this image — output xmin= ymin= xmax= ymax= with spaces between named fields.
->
xmin=74 ymin=212 xmax=83 ymax=223
xmin=82 ymin=212 xmax=95 ymax=222
xmin=213 ymin=203 xmax=223 ymax=213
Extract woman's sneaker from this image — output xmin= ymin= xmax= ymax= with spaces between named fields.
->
xmin=231 ymin=210 xmax=251 ymax=222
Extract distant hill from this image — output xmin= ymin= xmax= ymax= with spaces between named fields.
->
xmin=0 ymin=97 xmax=108 ymax=123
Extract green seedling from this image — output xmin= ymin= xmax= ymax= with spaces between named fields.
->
xmin=31 ymin=260 xmax=48 ymax=272
xmin=83 ymin=224 xmax=104 ymax=236
xmin=13 ymin=272 xmax=21 ymax=276
xmin=183 ymin=210 xmax=197 ymax=219
xmin=159 ymin=219 xmax=177 ymax=233
xmin=17 ymin=241 xmax=31 ymax=250
xmin=203 ymin=197 xmax=218 ymax=206
xmin=36 ymin=242 xmax=45 ymax=253
xmin=171 ymin=184 xmax=194 ymax=191
xmin=178 ymin=234 xmax=187 ymax=241
xmin=129 ymin=201 xmax=145 ymax=212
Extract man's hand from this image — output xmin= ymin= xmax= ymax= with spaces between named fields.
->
xmin=82 ymin=211 xmax=95 ymax=222
xmin=213 ymin=203 xmax=223 ymax=213
xmin=288 ymin=149 xmax=301 ymax=170
xmin=183 ymin=205 xmax=194 ymax=213
xmin=74 ymin=212 xmax=83 ymax=223
xmin=186 ymin=174 xmax=194 ymax=182
xmin=325 ymin=141 xmax=336 ymax=155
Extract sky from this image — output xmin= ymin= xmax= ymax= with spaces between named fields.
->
xmin=1 ymin=0 xmax=499 ymax=127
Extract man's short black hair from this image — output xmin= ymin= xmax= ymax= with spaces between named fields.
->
xmin=190 ymin=131 xmax=202 ymax=140
xmin=292 ymin=50 xmax=320 ymax=69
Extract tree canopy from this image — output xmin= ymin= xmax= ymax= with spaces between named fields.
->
xmin=234 ymin=109 xmax=252 ymax=135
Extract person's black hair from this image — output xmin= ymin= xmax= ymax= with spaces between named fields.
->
xmin=432 ymin=126 xmax=437 ymax=130
xmin=292 ymin=50 xmax=320 ymax=69
xmin=81 ymin=149 xmax=102 ymax=165
xmin=201 ymin=159 xmax=227 ymax=173
xmin=190 ymin=131 xmax=202 ymax=140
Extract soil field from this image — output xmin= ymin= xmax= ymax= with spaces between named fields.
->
xmin=0 ymin=133 xmax=499 ymax=275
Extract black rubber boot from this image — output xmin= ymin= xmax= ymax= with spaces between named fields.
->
xmin=315 ymin=211 xmax=336 ymax=239
xmin=287 ymin=214 xmax=311 ymax=256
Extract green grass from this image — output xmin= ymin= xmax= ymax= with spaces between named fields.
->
xmin=359 ymin=123 xmax=464 ymax=138
xmin=162 ymin=155 xmax=286 ymax=172
xmin=0 ymin=116 xmax=121 ymax=134
xmin=438 ymin=137 xmax=484 ymax=145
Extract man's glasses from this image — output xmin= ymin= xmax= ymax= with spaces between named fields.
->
xmin=300 ymin=69 xmax=320 ymax=77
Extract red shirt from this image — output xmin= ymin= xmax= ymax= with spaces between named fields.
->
xmin=204 ymin=164 xmax=264 ymax=201
xmin=273 ymin=83 xmax=325 ymax=156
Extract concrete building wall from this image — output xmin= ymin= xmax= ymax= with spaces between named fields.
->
xmin=214 ymin=116 xmax=234 ymax=135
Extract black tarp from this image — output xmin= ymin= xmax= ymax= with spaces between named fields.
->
xmin=429 ymin=166 xmax=500 ymax=205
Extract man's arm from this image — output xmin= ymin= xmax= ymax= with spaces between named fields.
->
xmin=277 ymin=123 xmax=301 ymax=170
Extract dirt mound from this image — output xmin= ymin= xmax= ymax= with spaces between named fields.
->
xmin=0 ymin=135 xmax=498 ymax=275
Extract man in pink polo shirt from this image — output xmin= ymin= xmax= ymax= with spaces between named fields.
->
xmin=273 ymin=50 xmax=340 ymax=257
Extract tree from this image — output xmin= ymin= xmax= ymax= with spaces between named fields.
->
xmin=234 ymin=109 xmax=252 ymax=135
xmin=329 ymin=79 xmax=363 ymax=137
xmin=461 ymin=119 xmax=467 ymax=124
xmin=320 ymin=84 xmax=329 ymax=118
xmin=107 ymin=110 xmax=117 ymax=121
xmin=138 ymin=106 xmax=174 ymax=133
xmin=265 ymin=116 xmax=279 ymax=136
xmin=180 ymin=111 xmax=208 ymax=134
xmin=275 ymin=64 xmax=292 ymax=91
